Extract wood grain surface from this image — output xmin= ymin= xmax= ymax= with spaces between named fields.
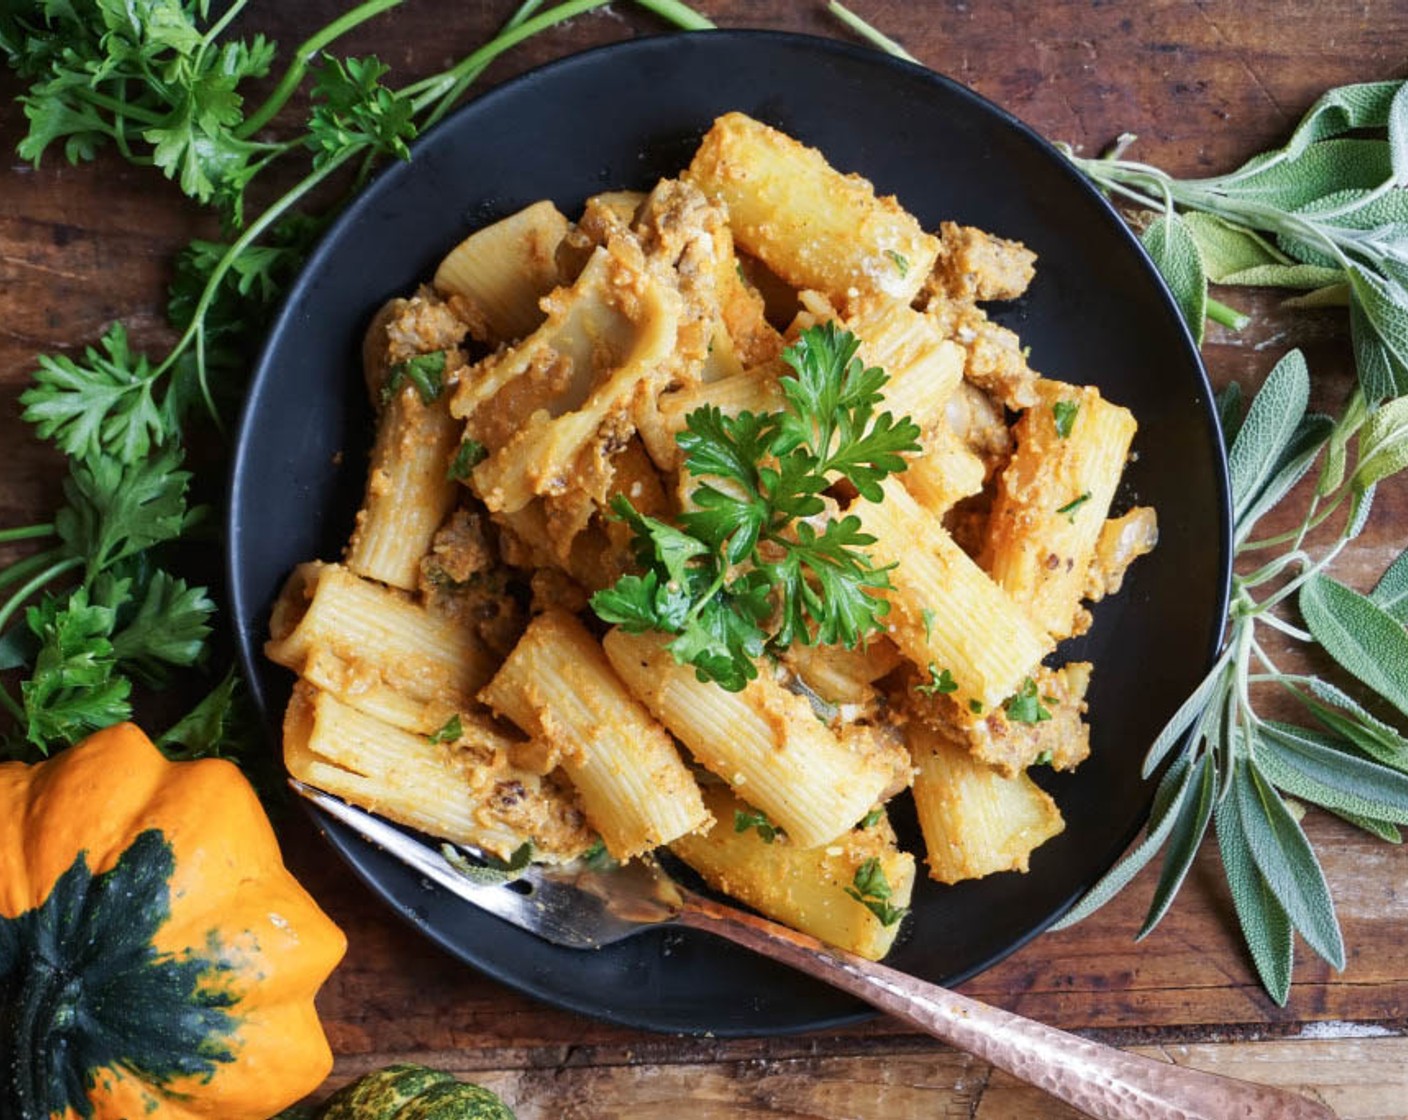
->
xmin=3 ymin=2 xmax=1407 ymax=1117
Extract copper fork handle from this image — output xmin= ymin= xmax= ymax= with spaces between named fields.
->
xmin=678 ymin=894 xmax=1336 ymax=1120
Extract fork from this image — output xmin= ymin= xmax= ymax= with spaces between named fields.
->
xmin=294 ymin=781 xmax=1338 ymax=1120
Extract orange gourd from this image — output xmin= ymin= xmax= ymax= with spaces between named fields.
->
xmin=0 ymin=722 xmax=346 ymax=1120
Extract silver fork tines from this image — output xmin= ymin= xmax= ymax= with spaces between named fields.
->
xmin=291 ymin=780 xmax=678 ymax=949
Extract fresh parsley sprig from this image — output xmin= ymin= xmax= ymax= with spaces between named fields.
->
xmin=591 ymin=322 xmax=921 ymax=691
xmin=846 ymin=856 xmax=908 ymax=927
xmin=0 ymin=0 xmax=710 ymax=760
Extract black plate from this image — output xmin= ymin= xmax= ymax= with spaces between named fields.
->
xmin=228 ymin=31 xmax=1231 ymax=1037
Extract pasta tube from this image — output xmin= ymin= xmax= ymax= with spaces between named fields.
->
xmin=603 ymin=628 xmax=904 ymax=849
xmin=671 ymin=783 xmax=915 ymax=961
xmin=685 ymin=112 xmax=939 ymax=305
xmin=985 ymin=379 xmax=1139 ymax=640
xmin=480 ymin=610 xmax=710 ymax=860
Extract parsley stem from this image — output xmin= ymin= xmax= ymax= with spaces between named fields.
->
xmin=238 ymin=0 xmax=408 ymax=138
xmin=417 ymin=0 xmax=547 ymax=132
xmin=0 ymin=684 xmax=24 ymax=725
xmin=634 ymin=0 xmax=717 ymax=31
xmin=65 ymin=85 xmax=166 ymax=127
xmin=405 ymin=0 xmax=615 ymax=114
xmin=197 ymin=0 xmax=251 ymax=52
xmin=155 ymin=149 xmax=353 ymax=384
xmin=827 ymin=1 xmax=917 ymax=62
xmin=0 ymin=525 xmax=53 ymax=545
xmin=0 ymin=556 xmax=82 ymax=636
xmin=0 ymin=548 xmax=63 ymax=595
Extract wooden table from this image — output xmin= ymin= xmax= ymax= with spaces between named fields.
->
xmin=3 ymin=3 xmax=1407 ymax=1117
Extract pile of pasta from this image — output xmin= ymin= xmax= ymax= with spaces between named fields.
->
xmin=267 ymin=112 xmax=1158 ymax=962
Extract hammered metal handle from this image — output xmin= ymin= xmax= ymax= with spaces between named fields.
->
xmin=678 ymin=894 xmax=1337 ymax=1120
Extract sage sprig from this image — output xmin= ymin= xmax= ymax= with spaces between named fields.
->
xmin=827 ymin=5 xmax=1408 ymax=1005
xmin=1060 ymin=79 xmax=1408 ymax=411
xmin=1051 ymin=349 xmax=1408 ymax=1004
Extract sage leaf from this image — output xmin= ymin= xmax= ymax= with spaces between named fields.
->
xmin=1233 ymin=412 xmax=1333 ymax=545
xmin=1220 ymin=139 xmax=1392 ymax=210
xmin=1326 ymin=808 xmax=1401 ymax=843
xmin=1258 ymin=721 xmax=1408 ymax=823
xmin=1218 ymin=262 xmax=1344 ymax=289
xmin=1345 ymin=481 xmax=1377 ymax=542
xmin=1388 ymin=80 xmax=1408 ymax=184
xmin=1226 ymin=349 xmax=1309 ymax=522
xmin=1317 ymin=387 xmax=1367 ymax=496
xmin=1283 ymin=282 xmax=1350 ymax=310
xmin=1215 ymin=381 xmax=1244 ymax=445
xmin=1281 ymin=80 xmax=1405 ymax=160
xmin=1300 ymin=573 xmax=1408 ymax=721
xmin=1139 ymin=752 xmax=1216 ymax=938
xmin=1297 ymin=186 xmax=1408 ymax=230
xmin=1142 ymin=647 xmax=1234 ymax=778
xmin=1050 ymin=754 xmax=1196 ymax=929
xmin=1295 ymin=677 xmax=1408 ymax=772
xmin=1216 ymin=792 xmax=1294 ymax=1006
xmin=1347 ymin=264 xmax=1408 ymax=400
xmin=1182 ymin=211 xmax=1285 ymax=280
xmin=1141 ymin=212 xmax=1207 ymax=344
xmin=1353 ymin=394 xmax=1408 ymax=490
xmin=1349 ymin=294 xmax=1404 ymax=403
xmin=1232 ymin=758 xmax=1345 ymax=970
xmin=1369 ymin=543 xmax=1408 ymax=623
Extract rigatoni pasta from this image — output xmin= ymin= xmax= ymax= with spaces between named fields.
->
xmin=480 ymin=610 xmax=710 ymax=861
xmin=267 ymin=110 xmax=1156 ymax=962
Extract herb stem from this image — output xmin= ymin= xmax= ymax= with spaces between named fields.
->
xmin=66 ymin=85 xmax=166 ymax=127
xmin=238 ymin=0 xmax=408 ymax=138
xmin=635 ymin=0 xmax=718 ymax=31
xmin=1256 ymin=612 xmax=1313 ymax=642
xmin=0 ymin=557 xmax=83 ymax=636
xmin=827 ymin=1 xmax=917 ymax=62
xmin=198 ymin=0 xmax=251 ymax=54
xmin=0 ymin=525 xmax=54 ymax=545
xmin=0 ymin=684 xmax=24 ymax=725
xmin=1206 ymin=296 xmax=1250 ymax=331
xmin=417 ymin=0 xmax=545 ymax=131
xmin=405 ymin=0 xmax=614 ymax=114
xmin=0 ymin=548 xmax=63 ymax=595
xmin=154 ymin=150 xmax=353 ymax=383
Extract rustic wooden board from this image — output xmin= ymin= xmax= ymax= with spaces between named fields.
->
xmin=3 ymin=2 xmax=1407 ymax=1115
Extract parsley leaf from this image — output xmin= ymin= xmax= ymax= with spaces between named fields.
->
xmin=914 ymin=663 xmax=958 ymax=696
xmin=55 ymin=449 xmax=198 ymax=581
xmin=307 ymin=54 xmax=417 ymax=170
xmin=591 ymin=323 xmax=920 ymax=690
xmin=734 ymin=807 xmax=782 ymax=844
xmin=859 ymin=807 xmax=884 ymax=828
xmin=1052 ymin=399 xmax=1080 ymax=438
xmin=845 ymin=856 xmax=908 ymax=926
xmin=429 ymin=714 xmax=463 ymax=744
xmin=20 ymin=589 xmax=132 ymax=752
xmin=107 ymin=568 xmax=215 ymax=685
xmin=20 ymin=324 xmax=176 ymax=462
xmin=1004 ymin=677 xmax=1053 ymax=723
xmin=448 ymin=438 xmax=488 ymax=480
xmin=382 ymin=350 xmax=448 ymax=405
xmin=157 ymin=669 xmax=248 ymax=761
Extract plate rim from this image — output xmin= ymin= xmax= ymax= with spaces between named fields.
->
xmin=227 ymin=27 xmax=1234 ymax=1036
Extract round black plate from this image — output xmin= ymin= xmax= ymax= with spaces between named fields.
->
xmin=228 ymin=31 xmax=1231 ymax=1037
